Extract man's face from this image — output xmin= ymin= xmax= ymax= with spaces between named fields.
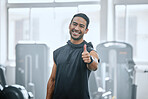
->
xmin=69 ymin=17 xmax=88 ymax=41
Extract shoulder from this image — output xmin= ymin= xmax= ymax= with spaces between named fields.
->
xmin=53 ymin=44 xmax=68 ymax=56
xmin=53 ymin=44 xmax=68 ymax=64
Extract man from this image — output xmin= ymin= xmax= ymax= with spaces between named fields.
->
xmin=46 ymin=13 xmax=99 ymax=99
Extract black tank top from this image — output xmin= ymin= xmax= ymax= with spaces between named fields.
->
xmin=53 ymin=40 xmax=94 ymax=99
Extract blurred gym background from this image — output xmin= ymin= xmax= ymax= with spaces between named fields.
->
xmin=0 ymin=0 xmax=148 ymax=99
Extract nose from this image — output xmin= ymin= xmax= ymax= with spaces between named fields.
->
xmin=75 ymin=25 xmax=80 ymax=30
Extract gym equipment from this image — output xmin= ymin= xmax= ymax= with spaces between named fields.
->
xmin=0 ymin=65 xmax=33 ymax=99
xmin=0 ymin=65 xmax=6 ymax=88
xmin=1 ymin=85 xmax=30 ymax=99
xmin=89 ymin=41 xmax=137 ymax=99
xmin=16 ymin=42 xmax=50 ymax=99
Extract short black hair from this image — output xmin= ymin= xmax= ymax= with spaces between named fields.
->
xmin=70 ymin=13 xmax=90 ymax=29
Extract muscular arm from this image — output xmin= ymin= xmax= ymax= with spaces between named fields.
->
xmin=46 ymin=61 xmax=56 ymax=99
xmin=87 ymin=50 xmax=99 ymax=71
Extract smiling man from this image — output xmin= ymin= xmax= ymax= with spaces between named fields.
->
xmin=46 ymin=13 xmax=99 ymax=99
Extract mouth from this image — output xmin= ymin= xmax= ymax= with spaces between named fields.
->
xmin=70 ymin=29 xmax=83 ymax=40
xmin=73 ymin=32 xmax=80 ymax=36
xmin=71 ymin=29 xmax=81 ymax=36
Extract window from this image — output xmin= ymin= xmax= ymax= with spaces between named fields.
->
xmin=8 ymin=8 xmax=30 ymax=60
xmin=7 ymin=1 xmax=101 ymax=62
xmin=115 ymin=5 xmax=148 ymax=62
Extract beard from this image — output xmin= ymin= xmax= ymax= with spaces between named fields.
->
xmin=70 ymin=29 xmax=84 ymax=40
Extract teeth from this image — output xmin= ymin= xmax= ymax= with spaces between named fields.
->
xmin=73 ymin=32 xmax=79 ymax=34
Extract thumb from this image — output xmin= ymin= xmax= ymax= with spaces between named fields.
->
xmin=83 ymin=44 xmax=87 ymax=52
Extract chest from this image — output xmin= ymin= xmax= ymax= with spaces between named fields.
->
xmin=56 ymin=47 xmax=83 ymax=65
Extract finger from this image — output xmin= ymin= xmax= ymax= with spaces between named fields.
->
xmin=82 ymin=55 xmax=90 ymax=58
xmin=83 ymin=59 xmax=90 ymax=63
xmin=82 ymin=57 xmax=90 ymax=60
xmin=83 ymin=44 xmax=87 ymax=52
xmin=82 ymin=52 xmax=89 ymax=56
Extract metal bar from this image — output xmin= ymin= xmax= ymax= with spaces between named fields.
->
xmin=7 ymin=1 xmax=100 ymax=8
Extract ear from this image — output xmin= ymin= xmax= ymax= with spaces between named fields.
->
xmin=84 ymin=28 xmax=89 ymax=34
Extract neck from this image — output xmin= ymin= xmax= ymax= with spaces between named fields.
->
xmin=70 ymin=38 xmax=84 ymax=44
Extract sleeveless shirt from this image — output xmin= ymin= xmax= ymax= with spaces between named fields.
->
xmin=53 ymin=40 xmax=94 ymax=99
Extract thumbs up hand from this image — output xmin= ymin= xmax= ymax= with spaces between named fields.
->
xmin=82 ymin=44 xmax=91 ymax=64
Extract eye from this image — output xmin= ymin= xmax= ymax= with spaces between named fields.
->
xmin=72 ymin=22 xmax=77 ymax=26
xmin=80 ymin=24 xmax=85 ymax=28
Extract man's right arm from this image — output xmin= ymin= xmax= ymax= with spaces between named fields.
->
xmin=46 ymin=61 xmax=57 ymax=99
